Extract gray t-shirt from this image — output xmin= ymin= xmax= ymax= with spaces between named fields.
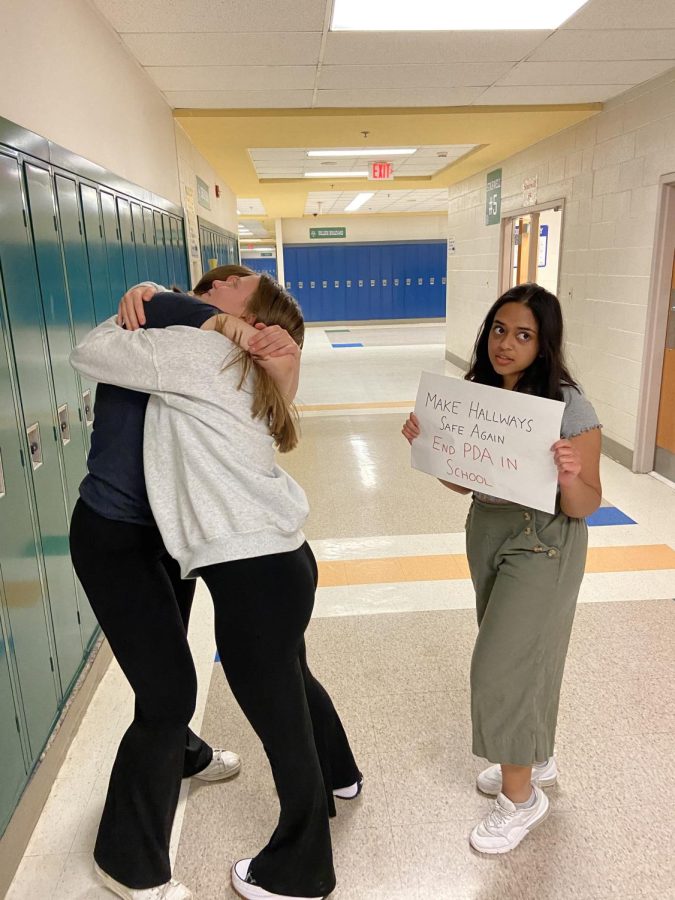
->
xmin=474 ymin=384 xmax=601 ymax=505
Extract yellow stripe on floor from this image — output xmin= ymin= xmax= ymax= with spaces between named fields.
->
xmin=317 ymin=545 xmax=675 ymax=587
xmin=298 ymin=400 xmax=414 ymax=412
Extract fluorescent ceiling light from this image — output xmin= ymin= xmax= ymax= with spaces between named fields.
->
xmin=256 ymin=248 xmax=275 ymax=252
xmin=345 ymin=192 xmax=375 ymax=212
xmin=307 ymin=149 xmax=416 ymax=158
xmin=304 ymin=171 xmax=369 ymax=178
xmin=331 ymin=0 xmax=589 ymax=30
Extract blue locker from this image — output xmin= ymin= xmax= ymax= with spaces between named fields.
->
xmin=80 ymin=184 xmax=113 ymax=323
xmin=131 ymin=203 xmax=148 ymax=281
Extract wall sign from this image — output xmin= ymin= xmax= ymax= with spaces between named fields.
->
xmin=196 ymin=176 xmax=211 ymax=210
xmin=485 ymin=169 xmax=502 ymax=225
xmin=310 ymin=227 xmax=346 ymax=239
xmin=369 ymin=161 xmax=394 ymax=180
xmin=522 ymin=175 xmax=538 ymax=207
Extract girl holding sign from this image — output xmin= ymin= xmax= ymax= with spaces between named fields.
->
xmin=403 ymin=283 xmax=601 ymax=854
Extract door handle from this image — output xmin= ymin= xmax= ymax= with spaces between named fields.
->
xmin=27 ymin=423 xmax=43 ymax=470
xmin=57 ymin=403 xmax=71 ymax=445
xmin=82 ymin=390 xmax=94 ymax=427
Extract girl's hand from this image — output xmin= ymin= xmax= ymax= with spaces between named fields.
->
xmin=118 ymin=284 xmax=157 ymax=329
xmin=402 ymin=412 xmax=421 ymax=445
xmin=248 ymin=323 xmax=300 ymax=360
xmin=552 ymin=438 xmax=582 ymax=487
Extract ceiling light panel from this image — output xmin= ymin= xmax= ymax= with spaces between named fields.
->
xmin=307 ymin=148 xmax=417 ymax=157
xmin=331 ymin=0 xmax=590 ymax=31
xmin=249 ymin=146 xmax=477 ymax=180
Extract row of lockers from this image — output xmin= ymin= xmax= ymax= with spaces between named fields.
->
xmin=0 ymin=138 xmax=189 ymax=836
xmin=242 ymin=257 xmax=278 ymax=279
xmin=199 ymin=217 xmax=239 ymax=277
xmin=283 ymin=241 xmax=447 ymax=321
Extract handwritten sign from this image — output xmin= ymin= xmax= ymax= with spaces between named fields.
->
xmin=411 ymin=372 xmax=564 ymax=512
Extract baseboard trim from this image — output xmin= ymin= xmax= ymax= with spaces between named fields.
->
xmin=445 ymin=349 xmax=469 ymax=371
xmin=0 ymin=638 xmax=112 ymax=898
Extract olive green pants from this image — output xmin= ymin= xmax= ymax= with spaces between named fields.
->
xmin=466 ymin=498 xmax=588 ymax=766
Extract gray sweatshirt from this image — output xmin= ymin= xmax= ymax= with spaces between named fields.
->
xmin=70 ymin=317 xmax=308 ymax=577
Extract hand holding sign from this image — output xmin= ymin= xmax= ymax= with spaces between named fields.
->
xmin=409 ymin=372 xmax=564 ymax=513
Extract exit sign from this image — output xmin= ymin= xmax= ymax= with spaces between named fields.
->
xmin=369 ymin=161 xmax=394 ymax=180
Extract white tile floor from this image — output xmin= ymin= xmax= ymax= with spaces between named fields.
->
xmin=7 ymin=323 xmax=674 ymax=898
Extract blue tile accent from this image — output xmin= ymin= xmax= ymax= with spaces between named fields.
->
xmin=332 ymin=342 xmax=363 ymax=348
xmin=586 ymin=506 xmax=636 ymax=526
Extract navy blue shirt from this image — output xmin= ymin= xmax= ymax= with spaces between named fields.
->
xmin=79 ymin=292 xmax=219 ymax=525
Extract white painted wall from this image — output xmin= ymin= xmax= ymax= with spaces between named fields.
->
xmin=282 ymin=214 xmax=447 ymax=244
xmin=445 ymin=67 xmax=675 ymax=458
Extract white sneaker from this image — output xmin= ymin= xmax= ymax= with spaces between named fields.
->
xmin=476 ymin=757 xmax=558 ymax=795
xmin=333 ymin=775 xmax=364 ymax=799
xmin=192 ymin=748 xmax=241 ymax=782
xmin=469 ymin=786 xmax=550 ymax=854
xmin=95 ymin=863 xmax=192 ymax=899
xmin=231 ymin=859 xmax=324 ymax=900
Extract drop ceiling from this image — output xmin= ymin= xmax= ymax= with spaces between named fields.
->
xmin=92 ymin=0 xmax=675 ymax=221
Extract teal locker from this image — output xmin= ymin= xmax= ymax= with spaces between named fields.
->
xmin=0 ymin=230 xmax=59 ymax=758
xmin=174 ymin=217 xmax=189 ymax=288
xmin=0 ymin=157 xmax=84 ymax=696
xmin=116 ymin=197 xmax=139 ymax=286
xmin=80 ymin=184 xmax=113 ymax=323
xmin=143 ymin=207 xmax=158 ymax=281
xmin=0 ymin=601 xmax=28 ymax=835
xmin=100 ymin=191 xmax=127 ymax=305
xmin=24 ymin=163 xmax=98 ymax=648
xmin=153 ymin=211 xmax=169 ymax=286
xmin=131 ymin=202 xmax=148 ymax=281
xmin=162 ymin=214 xmax=176 ymax=287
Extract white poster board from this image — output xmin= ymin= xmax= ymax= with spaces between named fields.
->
xmin=411 ymin=372 xmax=564 ymax=512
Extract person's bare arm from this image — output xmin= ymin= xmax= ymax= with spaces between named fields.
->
xmin=202 ymin=315 xmax=300 ymax=401
xmin=554 ymin=429 xmax=602 ymax=518
xmin=117 ymin=282 xmax=165 ymax=329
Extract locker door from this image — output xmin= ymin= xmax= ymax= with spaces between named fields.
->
xmin=116 ymin=197 xmax=139 ymax=286
xmin=153 ymin=212 xmax=169 ymax=286
xmin=24 ymin=164 xmax=98 ymax=650
xmin=54 ymin=174 xmax=98 ymax=444
xmin=161 ymin=214 xmax=176 ymax=287
xmin=80 ymin=184 xmax=113 ymax=323
xmin=4 ymin=165 xmax=85 ymax=694
xmin=379 ymin=244 xmax=394 ymax=319
xmin=169 ymin=218 xmax=185 ymax=290
xmin=143 ymin=207 xmax=158 ymax=281
xmin=367 ymin=245 xmax=381 ymax=320
xmin=174 ymin=218 xmax=189 ymax=288
xmin=0 ymin=154 xmax=60 ymax=750
xmin=0 ymin=598 xmax=27 ymax=835
xmin=100 ymin=191 xmax=127 ymax=304
xmin=131 ymin=203 xmax=148 ymax=281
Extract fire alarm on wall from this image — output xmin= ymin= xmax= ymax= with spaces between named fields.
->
xmin=215 ymin=185 xmax=220 ymax=198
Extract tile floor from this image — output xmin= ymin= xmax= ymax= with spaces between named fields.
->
xmin=7 ymin=323 xmax=675 ymax=899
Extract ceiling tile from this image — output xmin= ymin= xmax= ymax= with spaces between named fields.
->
xmin=528 ymin=29 xmax=675 ymax=61
xmin=121 ymin=32 xmax=322 ymax=66
xmin=316 ymin=86 xmax=486 ymax=107
xmin=474 ymin=84 xmax=632 ymax=104
xmin=496 ymin=59 xmax=675 ymax=86
xmin=563 ymin=0 xmax=675 ymax=29
xmin=147 ymin=66 xmax=315 ymax=91
xmin=93 ymin=0 xmax=327 ymax=32
xmin=165 ymin=90 xmax=314 ymax=108
xmin=318 ymin=62 xmax=512 ymax=90
xmin=323 ymin=30 xmax=550 ymax=64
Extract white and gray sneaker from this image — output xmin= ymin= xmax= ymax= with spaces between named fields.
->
xmin=476 ymin=757 xmax=558 ymax=796
xmin=231 ymin=859 xmax=324 ymax=899
xmin=95 ymin=863 xmax=192 ymax=899
xmin=469 ymin=786 xmax=550 ymax=854
xmin=192 ymin=748 xmax=241 ymax=782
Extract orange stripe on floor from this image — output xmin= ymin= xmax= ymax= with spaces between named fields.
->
xmin=297 ymin=400 xmax=414 ymax=412
xmin=317 ymin=545 xmax=675 ymax=587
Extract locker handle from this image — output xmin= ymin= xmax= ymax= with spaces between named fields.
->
xmin=0 ymin=448 xmax=5 ymax=498
xmin=27 ymin=423 xmax=43 ymax=471
xmin=57 ymin=404 xmax=71 ymax=445
xmin=82 ymin=390 xmax=94 ymax=427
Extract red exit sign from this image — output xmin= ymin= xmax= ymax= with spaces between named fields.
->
xmin=369 ymin=161 xmax=394 ymax=180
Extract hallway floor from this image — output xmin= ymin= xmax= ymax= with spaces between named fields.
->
xmin=8 ymin=323 xmax=675 ymax=900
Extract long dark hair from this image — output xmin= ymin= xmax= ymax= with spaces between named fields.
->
xmin=465 ymin=283 xmax=577 ymax=401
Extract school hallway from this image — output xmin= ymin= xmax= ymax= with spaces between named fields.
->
xmin=7 ymin=322 xmax=674 ymax=900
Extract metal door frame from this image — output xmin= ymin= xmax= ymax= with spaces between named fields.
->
xmin=634 ymin=172 xmax=675 ymax=473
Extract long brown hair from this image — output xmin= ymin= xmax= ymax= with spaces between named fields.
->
xmin=215 ymin=274 xmax=305 ymax=452
xmin=192 ymin=264 xmax=255 ymax=296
